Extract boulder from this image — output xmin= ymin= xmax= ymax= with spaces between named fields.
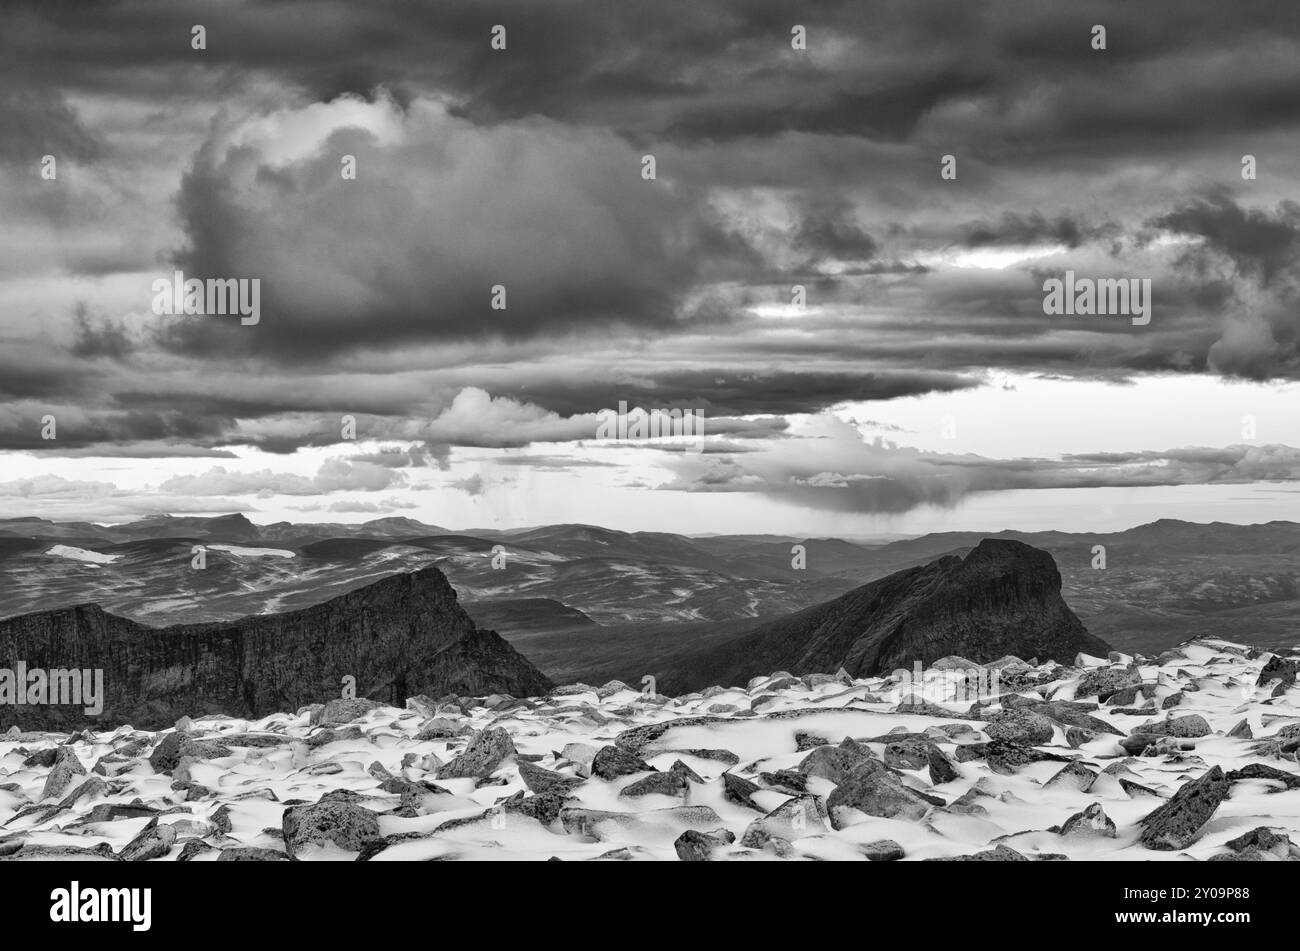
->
xmin=1059 ymin=803 xmax=1116 ymax=838
xmin=217 ymin=847 xmax=291 ymax=861
xmin=518 ymin=760 xmax=582 ymax=796
xmin=435 ymin=728 xmax=516 ymax=781
xmin=861 ymin=839 xmax=905 ymax=861
xmin=1139 ymin=765 xmax=1230 ymax=851
xmin=1043 ymin=761 xmax=1097 ymax=792
xmin=118 ymin=818 xmax=177 ymax=861
xmin=674 ymin=828 xmax=735 ymax=861
xmin=798 ymin=743 xmax=871 ymax=784
xmin=927 ymin=745 xmax=960 ymax=785
xmin=282 ymin=796 xmax=383 ymax=856
xmin=721 ymin=771 xmax=762 ymax=810
xmin=985 ymin=709 xmax=1054 ymax=745
xmin=826 ymin=761 xmax=932 ymax=828
xmin=39 ymin=747 xmax=87 ymax=802
xmin=591 ymin=745 xmax=654 ymax=780
xmin=883 ymin=737 xmax=930 ymax=770
xmin=1136 ymin=714 xmax=1211 ymax=738
xmin=1076 ymin=667 xmax=1139 ymax=702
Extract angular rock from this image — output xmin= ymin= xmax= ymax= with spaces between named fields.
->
xmin=620 ymin=769 xmax=690 ymax=799
xmin=883 ymin=737 xmax=930 ymax=770
xmin=217 ymin=847 xmax=291 ymax=861
xmin=763 ymin=794 xmax=828 ymax=836
xmin=984 ymin=741 xmax=1072 ymax=774
xmin=1223 ymin=826 xmax=1297 ymax=859
xmin=928 ymin=844 xmax=1029 ymax=861
xmin=310 ymin=698 xmax=382 ymax=726
xmin=435 ymin=727 xmax=516 ymax=781
xmin=591 ymin=745 xmax=654 ymax=780
xmin=39 ymin=747 xmax=87 ymax=802
xmin=415 ymin=717 xmax=467 ymax=740
xmin=1076 ymin=667 xmax=1140 ymax=702
xmin=1137 ymin=714 xmax=1211 ymax=738
xmin=721 ymin=771 xmax=762 ymax=810
xmin=1257 ymin=654 xmax=1298 ymax=689
xmin=1226 ymin=763 xmax=1300 ymax=789
xmin=1044 ymin=761 xmax=1097 ymax=792
xmin=501 ymin=790 xmax=570 ymax=827
xmin=759 ymin=769 xmax=808 ymax=794
xmin=794 ymin=731 xmax=828 ymax=751
xmin=826 ymin=761 xmax=931 ymax=828
xmin=517 ymin=760 xmax=582 ymax=796
xmin=1059 ymin=803 xmax=1116 ymax=838
xmin=177 ymin=839 xmax=215 ymax=862
xmin=118 ymin=818 xmax=177 ymax=861
xmin=674 ymin=828 xmax=735 ymax=861
xmin=1139 ymin=765 xmax=1230 ymax=851
xmin=927 ymin=745 xmax=959 ymax=785
xmin=861 ymin=839 xmax=905 ymax=861
xmin=282 ymin=797 xmax=382 ymax=856
xmin=985 ymin=709 xmax=1054 ymax=745
xmin=798 ymin=744 xmax=870 ymax=784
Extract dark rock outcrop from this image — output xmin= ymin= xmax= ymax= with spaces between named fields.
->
xmin=656 ymin=540 xmax=1110 ymax=692
xmin=0 ymin=564 xmax=552 ymax=730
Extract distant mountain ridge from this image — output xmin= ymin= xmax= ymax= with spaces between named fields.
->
xmin=4 ymin=515 xmax=1300 ymax=659
xmin=0 ymin=564 xmax=551 ymax=731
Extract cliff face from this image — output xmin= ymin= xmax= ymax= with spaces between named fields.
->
xmin=659 ymin=539 xmax=1113 ymax=692
xmin=0 ymin=565 xmax=552 ymax=731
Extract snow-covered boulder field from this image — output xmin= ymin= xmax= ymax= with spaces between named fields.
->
xmin=2 ymin=638 xmax=1298 ymax=861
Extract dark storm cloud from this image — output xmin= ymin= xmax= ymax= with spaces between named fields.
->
xmin=495 ymin=369 xmax=979 ymax=417
xmin=0 ymin=87 xmax=102 ymax=164
xmin=1153 ymin=190 xmax=1300 ymax=287
xmin=965 ymin=212 xmax=1108 ymax=250
xmin=70 ymin=306 xmax=134 ymax=360
xmin=5 ymin=0 xmax=1300 ymax=464
xmin=9 ymin=0 xmax=1300 ymax=150
xmin=0 ymin=410 xmax=228 ymax=451
xmin=1149 ymin=192 xmax=1300 ymax=379
xmin=792 ymin=199 xmax=879 ymax=262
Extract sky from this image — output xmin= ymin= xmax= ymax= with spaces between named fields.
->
xmin=3 ymin=0 xmax=1300 ymax=536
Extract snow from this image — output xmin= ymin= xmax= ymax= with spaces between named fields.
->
xmin=43 ymin=545 xmax=121 ymax=565
xmin=207 ymin=544 xmax=295 ymax=558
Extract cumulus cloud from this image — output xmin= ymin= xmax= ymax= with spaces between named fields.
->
xmin=157 ymin=459 xmax=405 ymax=497
xmin=162 ymin=94 xmax=708 ymax=360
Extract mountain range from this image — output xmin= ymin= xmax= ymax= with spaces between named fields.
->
xmin=1 ymin=514 xmax=1296 ymax=698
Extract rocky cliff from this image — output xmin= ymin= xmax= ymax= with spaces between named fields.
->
xmin=658 ymin=539 xmax=1112 ymax=692
xmin=0 ymin=564 xmax=552 ymax=731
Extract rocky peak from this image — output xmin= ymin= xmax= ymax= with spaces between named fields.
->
xmin=0 ymin=563 xmax=551 ymax=731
